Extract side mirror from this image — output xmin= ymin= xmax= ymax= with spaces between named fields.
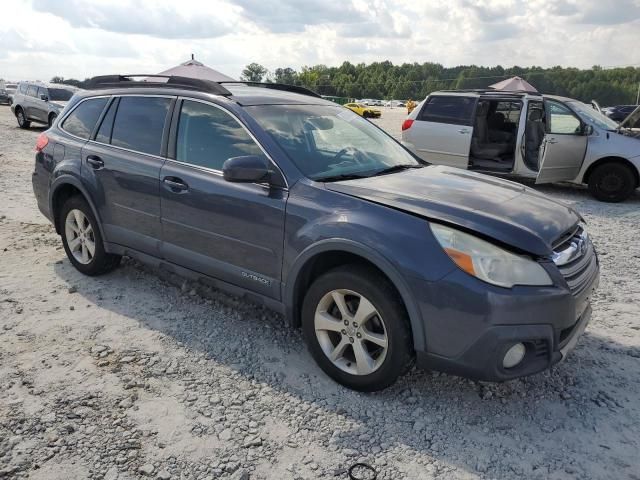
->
xmin=582 ymin=124 xmax=594 ymax=136
xmin=223 ymin=155 xmax=271 ymax=184
xmin=40 ymin=94 xmax=48 ymax=101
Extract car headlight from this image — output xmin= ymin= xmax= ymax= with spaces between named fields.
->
xmin=430 ymin=223 xmax=552 ymax=288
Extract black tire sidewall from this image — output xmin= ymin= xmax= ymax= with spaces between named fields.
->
xmin=48 ymin=113 xmax=57 ymax=127
xmin=302 ymin=265 xmax=413 ymax=391
xmin=16 ymin=108 xmax=29 ymax=128
xmin=59 ymin=196 xmax=110 ymax=276
xmin=589 ymin=163 xmax=636 ymax=203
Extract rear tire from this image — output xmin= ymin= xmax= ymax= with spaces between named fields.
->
xmin=588 ymin=162 xmax=636 ymax=203
xmin=16 ymin=107 xmax=30 ymax=129
xmin=302 ymin=265 xmax=414 ymax=391
xmin=59 ymin=196 xmax=121 ymax=276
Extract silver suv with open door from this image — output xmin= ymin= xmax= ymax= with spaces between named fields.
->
xmin=401 ymin=90 xmax=640 ymax=202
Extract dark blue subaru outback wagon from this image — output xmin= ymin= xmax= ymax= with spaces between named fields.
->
xmin=32 ymin=75 xmax=599 ymax=391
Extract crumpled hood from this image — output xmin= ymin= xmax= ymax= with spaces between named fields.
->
xmin=325 ymin=165 xmax=581 ymax=257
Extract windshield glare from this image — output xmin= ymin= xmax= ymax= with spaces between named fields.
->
xmin=569 ymin=101 xmax=620 ymax=130
xmin=248 ymin=104 xmax=420 ymax=180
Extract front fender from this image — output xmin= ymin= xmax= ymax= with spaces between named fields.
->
xmin=284 ymin=238 xmax=427 ymax=352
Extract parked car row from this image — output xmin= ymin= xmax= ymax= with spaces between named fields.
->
xmin=10 ymin=81 xmax=79 ymax=127
xmin=602 ymin=104 xmax=639 ymax=123
xmin=1 ymin=84 xmax=17 ymax=105
xmin=401 ymin=90 xmax=640 ymax=202
xmin=31 ymin=75 xmax=599 ymax=391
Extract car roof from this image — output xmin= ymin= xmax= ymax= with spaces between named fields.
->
xmin=76 ymin=83 xmax=336 ymax=108
xmin=19 ymin=81 xmax=79 ymax=91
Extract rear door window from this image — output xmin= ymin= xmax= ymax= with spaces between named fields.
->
xmin=18 ymin=84 xmax=28 ymax=94
xmin=418 ymin=96 xmax=476 ymax=125
xmin=61 ymin=97 xmax=109 ymax=139
xmin=26 ymin=85 xmax=38 ymax=97
xmin=110 ymin=96 xmax=172 ymax=156
xmin=48 ymin=88 xmax=74 ymax=101
xmin=175 ymin=100 xmax=262 ymax=171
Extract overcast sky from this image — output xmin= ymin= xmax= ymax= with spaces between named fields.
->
xmin=1 ymin=0 xmax=639 ymax=81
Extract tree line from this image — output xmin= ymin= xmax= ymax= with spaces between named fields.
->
xmin=50 ymin=61 xmax=640 ymax=106
xmin=240 ymin=62 xmax=640 ymax=106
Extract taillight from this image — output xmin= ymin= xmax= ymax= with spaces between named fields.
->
xmin=35 ymin=133 xmax=49 ymax=152
xmin=402 ymin=119 xmax=414 ymax=131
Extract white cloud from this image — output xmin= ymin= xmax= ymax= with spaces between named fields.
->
xmin=1 ymin=0 xmax=638 ymax=82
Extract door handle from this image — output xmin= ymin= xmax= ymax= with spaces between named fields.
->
xmin=547 ymin=138 xmax=558 ymax=144
xmin=458 ymin=129 xmax=470 ymax=134
xmin=86 ymin=155 xmax=104 ymax=169
xmin=163 ymin=177 xmax=189 ymax=192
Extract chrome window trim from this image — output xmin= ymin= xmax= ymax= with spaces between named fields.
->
xmin=176 ymin=96 xmax=289 ymax=189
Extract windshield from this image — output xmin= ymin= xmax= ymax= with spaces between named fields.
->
xmin=48 ymin=88 xmax=74 ymax=101
xmin=568 ymin=101 xmax=619 ymax=130
xmin=247 ymin=104 xmax=421 ymax=181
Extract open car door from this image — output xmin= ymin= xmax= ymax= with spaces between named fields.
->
xmin=536 ymin=99 xmax=588 ymax=184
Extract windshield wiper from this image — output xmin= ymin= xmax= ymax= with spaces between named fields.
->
xmin=371 ymin=164 xmax=424 ymax=177
xmin=315 ymin=173 xmax=370 ymax=182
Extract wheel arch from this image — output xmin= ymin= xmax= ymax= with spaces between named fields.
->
xmin=284 ymin=239 xmax=426 ymax=352
xmin=582 ymin=156 xmax=640 ymax=187
xmin=49 ymin=176 xmax=106 ymax=241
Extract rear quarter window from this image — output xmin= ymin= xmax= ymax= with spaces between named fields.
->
xmin=61 ymin=97 xmax=109 ymax=139
xmin=418 ymin=96 xmax=476 ymax=126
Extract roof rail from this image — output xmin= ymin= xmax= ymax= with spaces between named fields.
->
xmin=219 ymin=81 xmax=322 ymax=98
xmin=437 ymin=88 xmax=542 ymax=96
xmin=84 ymin=75 xmax=232 ymax=96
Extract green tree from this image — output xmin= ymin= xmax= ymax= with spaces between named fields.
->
xmin=241 ymin=63 xmax=268 ymax=82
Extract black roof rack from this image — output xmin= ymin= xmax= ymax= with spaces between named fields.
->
xmin=438 ymin=88 xmax=542 ymax=96
xmin=84 ymin=75 xmax=232 ymax=96
xmin=219 ymin=81 xmax=322 ymax=98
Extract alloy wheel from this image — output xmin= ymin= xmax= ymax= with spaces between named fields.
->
xmin=314 ymin=289 xmax=388 ymax=376
xmin=65 ymin=209 xmax=96 ymax=265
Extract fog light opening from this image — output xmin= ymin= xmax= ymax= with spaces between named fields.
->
xmin=503 ymin=343 xmax=526 ymax=369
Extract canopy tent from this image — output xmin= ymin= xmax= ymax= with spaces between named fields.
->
xmin=157 ymin=55 xmax=236 ymax=82
xmin=489 ymin=76 xmax=538 ymax=92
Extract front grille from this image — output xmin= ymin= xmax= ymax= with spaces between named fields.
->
xmin=553 ymin=226 xmax=598 ymax=297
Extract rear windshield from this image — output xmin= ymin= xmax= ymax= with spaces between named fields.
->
xmin=248 ymin=104 xmax=420 ymax=181
xmin=48 ymin=88 xmax=74 ymax=101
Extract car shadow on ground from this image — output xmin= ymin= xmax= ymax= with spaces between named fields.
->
xmin=50 ymin=239 xmax=640 ymax=479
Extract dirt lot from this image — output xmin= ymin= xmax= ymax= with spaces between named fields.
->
xmin=1 ymin=104 xmax=639 ymax=480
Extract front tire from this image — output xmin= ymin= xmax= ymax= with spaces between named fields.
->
xmin=588 ymin=162 xmax=636 ymax=203
xmin=59 ymin=196 xmax=121 ymax=276
xmin=15 ymin=107 xmax=30 ymax=129
xmin=302 ymin=265 xmax=414 ymax=391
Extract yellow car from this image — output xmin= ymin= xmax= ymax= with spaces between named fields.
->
xmin=344 ymin=103 xmax=381 ymax=118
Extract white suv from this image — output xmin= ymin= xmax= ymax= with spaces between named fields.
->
xmin=401 ymin=90 xmax=640 ymax=202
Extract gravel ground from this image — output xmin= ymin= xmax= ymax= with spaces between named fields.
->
xmin=1 ymin=104 xmax=639 ymax=480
